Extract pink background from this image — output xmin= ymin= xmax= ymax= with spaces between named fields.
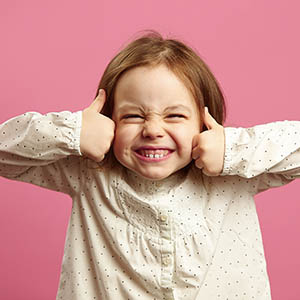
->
xmin=1 ymin=1 xmax=300 ymax=299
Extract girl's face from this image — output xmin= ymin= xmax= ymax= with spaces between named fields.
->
xmin=112 ymin=64 xmax=201 ymax=180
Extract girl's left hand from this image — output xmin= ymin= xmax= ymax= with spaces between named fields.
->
xmin=192 ymin=107 xmax=225 ymax=176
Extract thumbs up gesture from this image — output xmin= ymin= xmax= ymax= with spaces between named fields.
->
xmin=80 ymin=89 xmax=115 ymax=162
xmin=192 ymin=107 xmax=225 ymax=176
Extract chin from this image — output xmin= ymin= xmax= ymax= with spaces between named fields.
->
xmin=142 ymin=173 xmax=170 ymax=181
xmin=134 ymin=169 xmax=173 ymax=181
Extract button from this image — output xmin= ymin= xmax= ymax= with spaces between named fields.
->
xmin=162 ymin=257 xmax=171 ymax=265
xmin=160 ymin=215 xmax=168 ymax=222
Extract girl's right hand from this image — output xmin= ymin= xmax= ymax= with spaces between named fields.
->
xmin=80 ymin=89 xmax=115 ymax=162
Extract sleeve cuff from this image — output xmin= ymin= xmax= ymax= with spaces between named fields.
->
xmin=220 ymin=127 xmax=236 ymax=175
xmin=72 ymin=110 xmax=83 ymax=156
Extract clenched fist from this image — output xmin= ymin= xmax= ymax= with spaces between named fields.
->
xmin=80 ymin=89 xmax=115 ymax=162
xmin=192 ymin=107 xmax=225 ymax=176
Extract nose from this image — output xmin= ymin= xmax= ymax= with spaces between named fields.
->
xmin=142 ymin=119 xmax=165 ymax=139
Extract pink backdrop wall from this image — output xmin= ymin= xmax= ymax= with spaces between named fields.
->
xmin=1 ymin=1 xmax=299 ymax=299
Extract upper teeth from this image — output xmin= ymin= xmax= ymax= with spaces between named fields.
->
xmin=146 ymin=153 xmax=164 ymax=158
xmin=138 ymin=149 xmax=169 ymax=158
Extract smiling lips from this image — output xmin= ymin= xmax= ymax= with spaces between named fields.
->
xmin=134 ymin=147 xmax=173 ymax=160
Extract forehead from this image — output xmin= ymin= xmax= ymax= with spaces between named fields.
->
xmin=114 ymin=65 xmax=197 ymax=111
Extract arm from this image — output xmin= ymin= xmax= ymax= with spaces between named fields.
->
xmin=0 ymin=89 xmax=115 ymax=196
xmin=221 ymin=120 xmax=300 ymax=193
xmin=0 ymin=110 xmax=83 ymax=195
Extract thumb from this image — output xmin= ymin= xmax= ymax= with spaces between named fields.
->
xmin=89 ymin=89 xmax=106 ymax=113
xmin=203 ymin=107 xmax=219 ymax=130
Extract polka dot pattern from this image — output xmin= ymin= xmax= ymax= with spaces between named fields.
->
xmin=1 ymin=112 xmax=300 ymax=300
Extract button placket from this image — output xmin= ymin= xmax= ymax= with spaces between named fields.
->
xmin=159 ymin=211 xmax=174 ymax=289
xmin=160 ymin=214 xmax=168 ymax=222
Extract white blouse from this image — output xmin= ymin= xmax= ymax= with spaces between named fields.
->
xmin=0 ymin=111 xmax=299 ymax=300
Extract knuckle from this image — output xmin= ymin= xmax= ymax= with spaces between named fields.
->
xmin=108 ymin=132 xmax=114 ymax=142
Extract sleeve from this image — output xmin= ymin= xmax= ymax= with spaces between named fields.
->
xmin=0 ymin=110 xmax=84 ymax=196
xmin=221 ymin=120 xmax=300 ymax=194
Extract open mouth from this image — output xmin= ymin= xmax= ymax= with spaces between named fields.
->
xmin=134 ymin=148 xmax=174 ymax=161
xmin=136 ymin=149 xmax=170 ymax=158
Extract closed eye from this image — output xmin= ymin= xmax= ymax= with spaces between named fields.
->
xmin=167 ymin=114 xmax=185 ymax=118
xmin=123 ymin=114 xmax=144 ymax=119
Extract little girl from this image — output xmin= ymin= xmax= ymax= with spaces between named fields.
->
xmin=1 ymin=31 xmax=300 ymax=300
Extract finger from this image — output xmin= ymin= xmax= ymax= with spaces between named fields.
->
xmin=203 ymin=107 xmax=219 ymax=130
xmin=95 ymin=154 xmax=105 ymax=163
xmin=194 ymin=158 xmax=204 ymax=169
xmin=88 ymin=154 xmax=105 ymax=163
xmin=192 ymin=146 xmax=201 ymax=160
xmin=192 ymin=134 xmax=200 ymax=149
xmin=90 ymin=89 xmax=106 ymax=113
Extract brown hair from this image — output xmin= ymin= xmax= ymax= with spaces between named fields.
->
xmin=95 ymin=30 xmax=226 ymax=167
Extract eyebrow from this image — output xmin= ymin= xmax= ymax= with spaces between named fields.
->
xmin=164 ymin=105 xmax=192 ymax=113
xmin=117 ymin=104 xmax=192 ymax=114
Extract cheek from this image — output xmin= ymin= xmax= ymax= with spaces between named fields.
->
xmin=171 ymin=125 xmax=199 ymax=151
xmin=113 ymin=125 xmax=137 ymax=156
xmin=113 ymin=129 xmax=126 ymax=155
